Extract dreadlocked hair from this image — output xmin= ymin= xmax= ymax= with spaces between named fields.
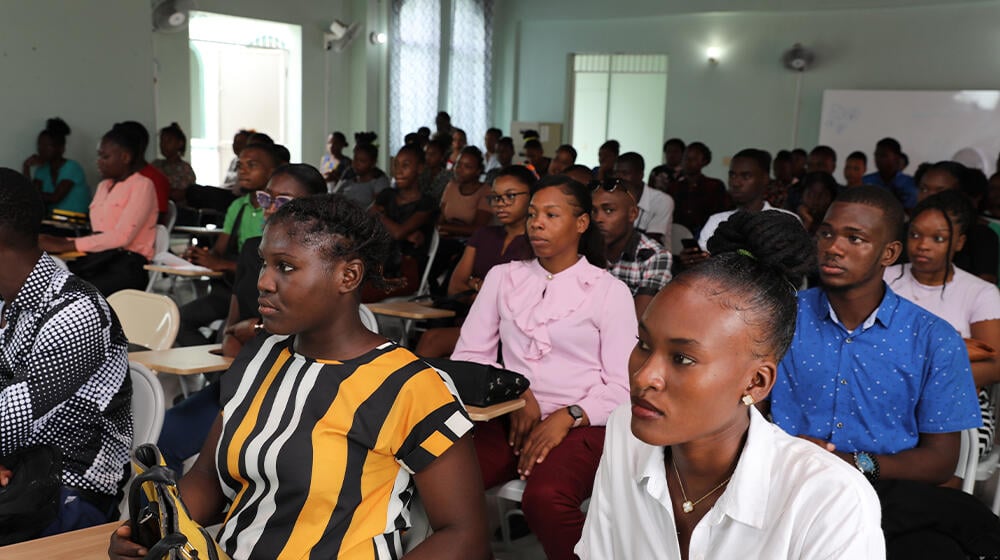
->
xmin=267 ymin=193 xmax=403 ymax=292
xmin=679 ymin=210 xmax=814 ymax=360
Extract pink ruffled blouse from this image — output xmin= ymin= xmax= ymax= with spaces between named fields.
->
xmin=452 ymin=257 xmax=637 ymax=425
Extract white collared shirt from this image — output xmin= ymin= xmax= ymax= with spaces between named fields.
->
xmin=576 ymin=405 xmax=885 ymax=560
xmin=635 ymin=184 xmax=675 ymax=247
xmin=698 ymin=201 xmax=800 ymax=251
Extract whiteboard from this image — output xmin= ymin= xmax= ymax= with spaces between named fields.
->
xmin=818 ymin=90 xmax=1000 ymax=183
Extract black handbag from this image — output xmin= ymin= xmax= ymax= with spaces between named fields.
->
xmin=0 ymin=445 xmax=63 ymax=545
xmin=424 ymin=358 xmax=530 ymax=408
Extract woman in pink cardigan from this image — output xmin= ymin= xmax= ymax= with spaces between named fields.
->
xmin=452 ymin=174 xmax=637 ymax=560
xmin=40 ymin=123 xmax=157 ymax=295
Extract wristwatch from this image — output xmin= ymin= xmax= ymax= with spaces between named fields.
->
xmin=567 ymin=405 xmax=584 ymax=428
xmin=853 ymin=451 xmax=880 ymax=483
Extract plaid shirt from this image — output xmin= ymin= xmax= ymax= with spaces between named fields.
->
xmin=608 ymin=231 xmax=673 ymax=297
xmin=0 ymin=253 xmax=131 ymax=496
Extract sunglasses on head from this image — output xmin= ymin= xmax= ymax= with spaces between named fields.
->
xmin=589 ymin=178 xmax=629 ymax=194
xmin=255 ymin=191 xmax=293 ymax=210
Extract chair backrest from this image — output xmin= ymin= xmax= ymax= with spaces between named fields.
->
xmin=165 ymin=200 xmax=178 ymax=232
xmin=670 ymin=223 xmax=694 ymax=255
xmin=154 ymin=224 xmax=170 ymax=256
xmin=129 ymin=361 xmax=165 ymax=447
xmin=359 ymin=304 xmax=379 ymax=333
xmin=107 ymin=289 xmax=180 ymax=350
xmin=417 ymin=228 xmax=441 ymax=297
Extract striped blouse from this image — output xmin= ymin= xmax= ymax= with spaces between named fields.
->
xmin=216 ymin=335 xmax=473 ymax=559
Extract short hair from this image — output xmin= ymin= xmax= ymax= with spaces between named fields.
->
xmin=876 ymin=137 xmax=902 ymax=155
xmin=272 ymin=144 xmax=291 ymax=166
xmin=801 ymin=171 xmax=840 ymax=201
xmin=523 ymin=139 xmax=543 ymax=152
xmin=0 ymin=168 xmax=44 ymax=248
xmin=403 ymin=132 xmax=419 ymax=145
xmin=688 ymin=209 xmax=815 ymax=360
xmin=416 ymin=127 xmax=431 ymax=138
xmin=497 ymin=136 xmax=514 ymax=149
xmin=248 ymin=132 xmax=275 ymax=145
xmin=774 ymin=150 xmax=792 ymax=163
xmin=103 ymin=123 xmax=144 ymax=163
xmin=732 ymin=148 xmax=772 ymax=174
xmin=556 ymin=144 xmax=578 ymax=161
xmin=458 ymin=145 xmax=485 ymax=169
xmin=599 ymin=140 xmax=620 ymax=154
xmin=486 ymin=127 xmax=502 ymax=137
xmin=331 ymin=131 xmax=348 ymax=145
xmin=116 ymin=121 xmax=150 ymax=159
xmin=791 ymin=148 xmax=807 ymax=159
xmin=531 ymin=175 xmax=605 ymax=268
xmin=426 ymin=136 xmax=450 ymax=155
xmin=271 ymin=164 xmax=327 ymax=196
xmin=663 ymin=138 xmax=685 ymax=152
xmin=617 ymin=152 xmax=646 ymax=173
xmin=354 ymin=131 xmax=379 ymax=160
xmin=268 ymin=194 xmax=400 ymax=291
xmin=242 ymin=142 xmax=280 ymax=167
xmin=160 ymin=122 xmax=187 ymax=155
xmin=397 ymin=143 xmax=426 ymax=164
xmin=686 ymin=142 xmax=712 ymax=165
xmin=565 ymin=164 xmax=592 ymax=176
xmin=39 ymin=117 xmax=71 ymax=147
xmin=847 ymin=151 xmax=867 ymax=164
xmin=833 ymin=185 xmax=905 ymax=244
xmin=810 ymin=145 xmax=837 ymax=163
xmin=492 ymin=165 xmax=537 ymax=189
xmin=436 ymin=111 xmax=451 ymax=121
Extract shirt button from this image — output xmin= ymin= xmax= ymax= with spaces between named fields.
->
xmin=836 ymin=422 xmax=844 ymax=428
xmin=840 ymin=379 xmax=848 ymax=385
xmin=845 ymin=337 xmax=853 ymax=344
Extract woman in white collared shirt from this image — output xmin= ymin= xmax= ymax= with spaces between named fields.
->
xmin=577 ymin=210 xmax=885 ymax=559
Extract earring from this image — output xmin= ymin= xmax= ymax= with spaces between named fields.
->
xmin=741 ymin=394 xmax=755 ymax=406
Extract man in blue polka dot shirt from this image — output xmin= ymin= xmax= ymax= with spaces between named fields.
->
xmin=769 ymin=186 xmax=992 ymax=558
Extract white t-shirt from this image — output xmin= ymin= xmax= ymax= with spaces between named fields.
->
xmin=576 ymin=405 xmax=885 ymax=560
xmin=635 ymin=185 xmax=674 ymax=247
xmin=698 ymin=202 xmax=800 ymax=251
xmin=884 ymin=263 xmax=1000 ymax=337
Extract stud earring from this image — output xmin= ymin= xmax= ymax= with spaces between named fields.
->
xmin=741 ymin=394 xmax=755 ymax=406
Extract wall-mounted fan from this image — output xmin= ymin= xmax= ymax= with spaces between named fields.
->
xmin=152 ymin=0 xmax=196 ymax=33
xmin=782 ymin=43 xmax=815 ymax=72
xmin=324 ymin=20 xmax=361 ymax=53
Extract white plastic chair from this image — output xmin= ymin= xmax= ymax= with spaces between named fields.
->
xmin=957 ymin=385 xmax=1000 ymax=513
xmin=107 ymin=289 xmax=180 ymax=351
xmin=416 ymin=229 xmax=441 ymax=298
xmin=145 ymin=225 xmax=173 ymax=291
xmin=164 ymin=200 xmax=178 ymax=232
xmin=493 ymin=479 xmax=590 ymax=549
xmin=129 ymin=361 xmax=166 ymax=447
xmin=359 ymin=304 xmax=379 ymax=333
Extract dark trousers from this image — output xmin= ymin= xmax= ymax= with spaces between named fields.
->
xmin=876 ymin=479 xmax=1000 ymax=559
xmin=157 ymin=383 xmax=221 ymax=476
xmin=37 ymin=487 xmax=115 ymax=538
xmin=475 ymin=418 xmax=604 ymax=560
xmin=177 ymin=283 xmax=232 ymax=347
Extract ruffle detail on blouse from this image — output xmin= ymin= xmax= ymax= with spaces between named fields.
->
xmin=502 ymin=257 xmax=606 ymax=361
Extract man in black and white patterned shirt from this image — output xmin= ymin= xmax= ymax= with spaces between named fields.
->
xmin=0 ymin=168 xmax=132 ymax=537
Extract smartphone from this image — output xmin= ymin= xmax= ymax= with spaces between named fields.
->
xmin=681 ymin=238 xmax=699 ymax=250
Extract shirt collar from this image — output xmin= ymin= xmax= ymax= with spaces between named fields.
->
xmin=6 ymin=253 xmax=58 ymax=314
xmin=819 ymin=282 xmax=898 ymax=332
xmin=632 ymin=407 xmax=774 ymax=530
xmin=616 ymin=230 xmax=644 ymax=263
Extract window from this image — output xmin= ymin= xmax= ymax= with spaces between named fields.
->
xmin=570 ymin=54 xmax=668 ymax=171
xmin=389 ymin=0 xmax=493 ymax=155
xmin=389 ymin=0 xmax=441 ymax=155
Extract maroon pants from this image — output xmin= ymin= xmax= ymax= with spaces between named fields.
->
xmin=475 ymin=418 xmax=605 ymax=560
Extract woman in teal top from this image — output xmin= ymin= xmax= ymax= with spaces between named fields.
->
xmin=22 ymin=118 xmax=90 ymax=215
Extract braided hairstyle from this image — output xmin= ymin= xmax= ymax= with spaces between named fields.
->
xmin=679 ymin=210 xmax=814 ymax=360
xmin=267 ymin=193 xmax=402 ymax=292
xmin=903 ymin=189 xmax=975 ymax=298
xmin=530 ymin=175 xmax=606 ymax=268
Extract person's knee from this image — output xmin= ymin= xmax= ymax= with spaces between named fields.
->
xmin=521 ymin=479 xmax=576 ymax=516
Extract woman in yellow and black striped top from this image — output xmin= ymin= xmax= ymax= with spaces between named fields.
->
xmin=111 ymin=195 xmax=491 ymax=560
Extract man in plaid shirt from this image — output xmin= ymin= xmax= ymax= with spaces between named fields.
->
xmin=591 ymin=182 xmax=672 ymax=317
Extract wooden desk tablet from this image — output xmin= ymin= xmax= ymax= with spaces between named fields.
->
xmin=0 ymin=521 xmax=120 ymax=559
xmin=173 ymin=225 xmax=226 ymax=236
xmin=466 ymin=399 xmax=527 ymax=422
xmin=144 ymin=264 xmax=223 ymax=278
xmin=54 ymin=251 xmax=86 ymax=261
xmin=366 ymin=301 xmax=456 ymax=320
xmin=129 ymin=344 xmax=233 ymax=375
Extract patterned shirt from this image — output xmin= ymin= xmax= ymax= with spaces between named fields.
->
xmin=217 ymin=336 xmax=473 ymax=560
xmin=0 ymin=253 xmax=132 ymax=496
xmin=772 ymin=286 xmax=981 ymax=455
xmin=608 ymin=231 xmax=672 ymax=297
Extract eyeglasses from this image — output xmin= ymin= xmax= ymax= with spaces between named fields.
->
xmin=255 ymin=191 xmax=294 ymax=210
xmin=486 ymin=192 xmax=530 ymax=206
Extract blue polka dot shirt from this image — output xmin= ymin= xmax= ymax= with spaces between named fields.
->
xmin=773 ymin=285 xmax=982 ymax=455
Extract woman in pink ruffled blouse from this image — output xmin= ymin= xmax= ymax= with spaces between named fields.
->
xmin=452 ymin=175 xmax=637 ymax=560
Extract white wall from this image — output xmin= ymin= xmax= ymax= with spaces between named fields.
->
xmin=1 ymin=0 xmax=156 ymax=188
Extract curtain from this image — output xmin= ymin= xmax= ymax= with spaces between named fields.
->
xmin=447 ymin=0 xmax=493 ymax=150
xmin=389 ymin=0 xmax=441 ymax=155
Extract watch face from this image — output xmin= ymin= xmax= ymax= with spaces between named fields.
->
xmin=856 ymin=452 xmax=876 ymax=473
xmin=568 ymin=405 xmax=583 ymax=419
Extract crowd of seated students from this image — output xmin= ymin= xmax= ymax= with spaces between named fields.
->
xmin=15 ymin=105 xmax=1000 ymax=560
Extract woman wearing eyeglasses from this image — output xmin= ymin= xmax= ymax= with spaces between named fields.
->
xmin=414 ymin=165 xmax=535 ymax=358
xmin=156 ymin=164 xmax=326 ymax=477
xmin=452 ymin=174 xmax=637 ymax=560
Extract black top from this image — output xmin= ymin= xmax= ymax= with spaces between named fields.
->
xmin=234 ymin=236 xmax=263 ymax=321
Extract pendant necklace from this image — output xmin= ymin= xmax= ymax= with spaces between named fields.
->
xmin=670 ymin=458 xmax=733 ymax=514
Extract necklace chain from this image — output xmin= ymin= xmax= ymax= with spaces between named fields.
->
xmin=670 ymin=458 xmax=733 ymax=514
